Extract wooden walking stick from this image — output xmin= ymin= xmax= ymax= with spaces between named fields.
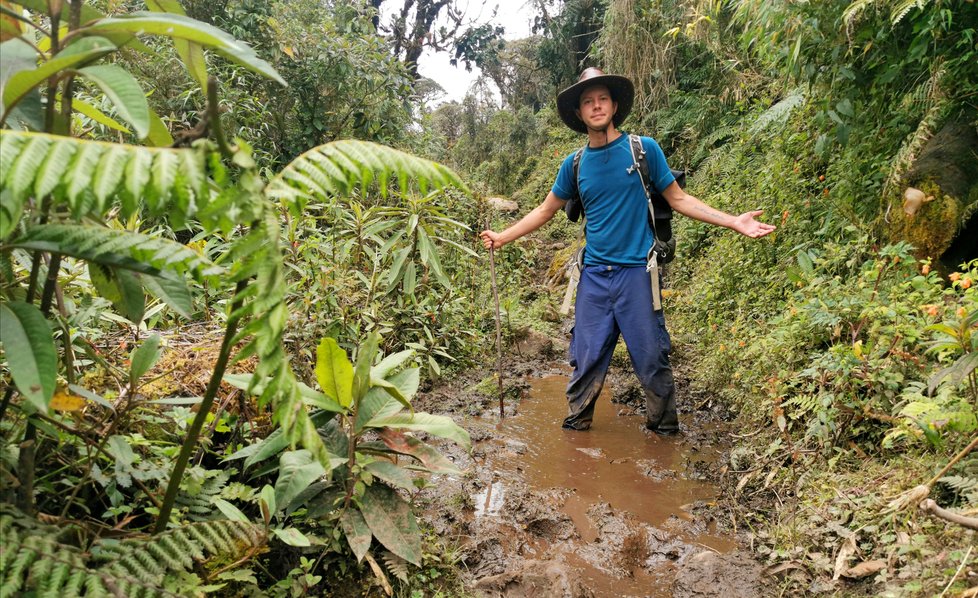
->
xmin=488 ymin=244 xmax=504 ymax=419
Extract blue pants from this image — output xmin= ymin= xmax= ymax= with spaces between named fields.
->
xmin=563 ymin=265 xmax=677 ymax=431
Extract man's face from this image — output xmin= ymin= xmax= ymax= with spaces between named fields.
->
xmin=576 ymin=85 xmax=617 ymax=131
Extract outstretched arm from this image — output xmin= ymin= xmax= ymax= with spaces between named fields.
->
xmin=662 ymin=182 xmax=775 ymax=239
xmin=480 ymin=191 xmax=567 ymax=249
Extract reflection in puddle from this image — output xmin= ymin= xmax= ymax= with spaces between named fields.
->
xmin=503 ymin=376 xmax=728 ymax=537
xmin=473 ymin=478 xmax=506 ymax=519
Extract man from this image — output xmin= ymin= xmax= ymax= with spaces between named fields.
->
xmin=480 ymin=68 xmax=775 ymax=433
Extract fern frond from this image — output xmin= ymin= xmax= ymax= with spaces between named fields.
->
xmin=4 ymin=223 xmax=224 ymax=282
xmin=266 ymin=140 xmax=469 ymax=209
xmin=891 ymin=0 xmax=928 ymax=25
xmin=692 ymin=124 xmax=736 ymax=166
xmin=938 ymin=475 xmax=978 ymax=505
xmin=176 ymin=469 xmax=231 ymax=521
xmin=65 ymin=141 xmax=105 ymax=215
xmin=0 ymin=131 xmax=209 ymax=222
xmin=0 ymin=504 xmax=266 ymax=597
xmin=92 ymin=146 xmax=129 ymax=212
xmin=35 ymin=139 xmax=78 ymax=200
xmin=748 ymin=88 xmax=806 ymax=136
xmin=0 ymin=132 xmax=26 ymax=179
xmin=9 ymin=134 xmax=52 ymax=202
xmin=842 ymin=0 xmax=878 ymax=25
xmin=381 ymin=549 xmax=410 ymax=583
xmin=223 ymin=214 xmax=335 ymax=471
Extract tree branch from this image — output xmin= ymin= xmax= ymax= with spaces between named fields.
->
xmin=919 ymin=499 xmax=978 ymax=531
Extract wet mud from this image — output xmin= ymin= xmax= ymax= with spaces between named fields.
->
xmin=415 ymin=333 xmax=766 ymax=597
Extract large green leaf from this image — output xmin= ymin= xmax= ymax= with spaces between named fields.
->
xmin=272 ymin=527 xmax=311 ymax=547
xmin=145 ymin=107 xmax=174 ymax=147
xmin=315 ymin=337 xmax=353 ymax=408
xmin=364 ymin=460 xmax=416 ymax=493
xmin=376 ymin=366 xmax=420 ymax=405
xmin=81 ymin=12 xmax=285 ymax=85
xmin=928 ymin=352 xmax=978 ymax=395
xmin=226 ymin=410 xmax=335 ymax=468
xmin=376 ymin=430 xmax=462 ymax=476
xmin=371 ymin=349 xmax=415 ymax=380
xmin=10 ymin=0 xmax=152 ymax=51
xmin=365 ymin=412 xmax=470 ymax=449
xmin=0 ymin=37 xmax=43 ymax=129
xmin=88 ymin=262 xmax=145 ymax=323
xmin=2 ymin=36 xmax=117 ymax=112
xmin=354 ymin=369 xmax=419 ymax=433
xmin=223 ymin=373 xmax=344 ymax=415
xmin=317 ymin=419 xmax=350 ymax=458
xmin=212 ymin=498 xmax=249 ymax=523
xmin=64 ymin=139 xmax=104 ymax=215
xmin=7 ymin=134 xmax=51 ymax=203
xmin=339 ymin=508 xmax=372 ymax=563
xmin=360 ymin=484 xmax=421 ymax=566
xmin=0 ymin=301 xmax=57 ymax=413
xmin=368 ymin=375 xmax=410 ymax=413
xmin=138 ymin=272 xmax=192 ymax=318
xmin=266 ymin=140 xmax=469 ymax=212
xmin=145 ymin=0 xmax=208 ymax=88
xmin=129 ymin=334 xmax=162 ymax=385
xmin=70 ymin=96 xmax=131 ymax=134
xmin=75 ymin=65 xmax=149 ymax=139
xmin=0 ymin=131 xmax=206 ymax=218
xmin=353 ymin=332 xmax=380 ymax=404
xmin=274 ymin=450 xmax=326 ymax=512
xmin=0 ymin=38 xmax=36 ymax=89
xmin=0 ymin=188 xmax=23 ymax=240
xmin=7 ymin=223 xmax=223 ymax=281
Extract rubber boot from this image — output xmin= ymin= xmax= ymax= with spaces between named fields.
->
xmin=643 ymin=370 xmax=678 ymax=434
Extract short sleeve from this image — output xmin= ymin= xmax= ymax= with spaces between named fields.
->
xmin=551 ymin=152 xmax=578 ymax=201
xmin=641 ymin=137 xmax=675 ymax=194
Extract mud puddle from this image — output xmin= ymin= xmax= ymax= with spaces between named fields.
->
xmin=458 ymin=375 xmax=749 ymax=597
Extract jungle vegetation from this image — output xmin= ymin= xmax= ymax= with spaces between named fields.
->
xmin=0 ymin=0 xmax=976 ymax=596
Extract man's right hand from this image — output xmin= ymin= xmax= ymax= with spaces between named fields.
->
xmin=480 ymin=230 xmax=503 ymax=250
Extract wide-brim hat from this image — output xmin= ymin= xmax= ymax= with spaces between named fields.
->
xmin=556 ymin=68 xmax=634 ymax=134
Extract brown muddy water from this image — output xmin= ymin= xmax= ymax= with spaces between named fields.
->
xmin=471 ymin=375 xmax=737 ymax=597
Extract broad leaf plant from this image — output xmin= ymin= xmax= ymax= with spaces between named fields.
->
xmin=0 ymin=0 xmax=470 ymax=581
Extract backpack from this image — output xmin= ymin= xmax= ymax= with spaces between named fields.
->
xmin=563 ymin=133 xmax=685 ymax=263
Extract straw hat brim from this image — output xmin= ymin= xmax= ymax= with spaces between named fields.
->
xmin=556 ymin=74 xmax=634 ymax=134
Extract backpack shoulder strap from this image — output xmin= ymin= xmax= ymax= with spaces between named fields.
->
xmin=563 ymin=143 xmax=588 ymax=224
xmin=628 ymin=134 xmax=653 ymax=194
xmin=571 ymin=144 xmax=586 ymax=200
xmin=629 ymin=134 xmax=677 ymax=225
xmin=627 ymin=134 xmax=657 ymax=226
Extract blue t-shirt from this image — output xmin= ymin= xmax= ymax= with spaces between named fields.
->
xmin=552 ymin=134 xmax=675 ymax=266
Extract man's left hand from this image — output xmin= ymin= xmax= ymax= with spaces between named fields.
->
xmin=733 ymin=210 xmax=776 ymax=238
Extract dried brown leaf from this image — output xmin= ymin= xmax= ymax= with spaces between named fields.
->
xmin=364 ymin=552 xmax=393 ymax=596
xmin=842 ymin=559 xmax=886 ymax=579
xmin=833 ymin=536 xmax=857 ymax=581
xmin=736 ymin=471 xmax=756 ymax=494
xmin=764 ymin=561 xmax=807 ymax=577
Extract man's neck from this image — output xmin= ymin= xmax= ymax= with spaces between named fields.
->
xmin=586 ymin=125 xmax=622 ymax=148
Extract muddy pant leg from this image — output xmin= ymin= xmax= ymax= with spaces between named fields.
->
xmin=564 ymin=267 xmax=620 ymax=430
xmin=614 ymin=267 xmax=678 ymax=431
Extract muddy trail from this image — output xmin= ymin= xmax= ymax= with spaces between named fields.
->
xmin=414 ymin=333 xmax=768 ymax=598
